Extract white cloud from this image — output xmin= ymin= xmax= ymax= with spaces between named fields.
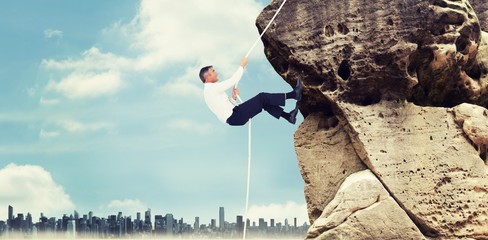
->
xmin=160 ymin=66 xmax=203 ymax=98
xmin=42 ymin=47 xmax=132 ymax=72
xmin=167 ymin=118 xmax=218 ymax=135
xmin=39 ymin=97 xmax=61 ymax=106
xmin=44 ymin=29 xmax=63 ymax=38
xmin=246 ymin=201 xmax=309 ymax=225
xmin=39 ymin=129 xmax=61 ymax=139
xmin=104 ymin=199 xmax=148 ymax=216
xmin=46 ymin=70 xmax=123 ymax=99
xmin=38 ymin=119 xmax=112 ymax=140
xmin=123 ymin=0 xmax=264 ymax=70
xmin=41 ymin=0 xmax=264 ymax=100
xmin=55 ymin=120 xmax=111 ymax=133
xmin=0 ymin=164 xmax=75 ymax=218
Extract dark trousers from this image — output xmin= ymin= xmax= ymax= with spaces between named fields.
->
xmin=226 ymin=92 xmax=285 ymax=126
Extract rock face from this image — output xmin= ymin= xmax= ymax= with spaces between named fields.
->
xmin=257 ymin=0 xmax=488 ymax=239
xmin=307 ymin=170 xmax=426 ymax=240
xmin=257 ymin=0 xmax=488 ymax=115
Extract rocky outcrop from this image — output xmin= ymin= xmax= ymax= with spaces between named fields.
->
xmin=256 ymin=0 xmax=488 ymax=239
xmin=307 ymin=170 xmax=425 ymax=240
xmin=257 ymin=0 xmax=488 ymax=114
xmin=470 ymin=0 xmax=488 ymax=30
xmin=295 ymin=113 xmax=367 ymax=222
xmin=336 ymin=101 xmax=488 ymax=238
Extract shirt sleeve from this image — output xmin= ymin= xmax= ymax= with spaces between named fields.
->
xmin=210 ymin=67 xmax=244 ymax=94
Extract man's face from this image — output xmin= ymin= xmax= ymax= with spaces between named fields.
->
xmin=205 ymin=67 xmax=219 ymax=83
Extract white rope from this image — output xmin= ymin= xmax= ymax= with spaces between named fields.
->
xmin=234 ymin=1 xmax=288 ymax=239
xmin=244 ymin=0 xmax=288 ymax=59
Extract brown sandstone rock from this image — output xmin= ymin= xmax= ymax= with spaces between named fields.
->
xmin=470 ymin=0 xmax=488 ymax=30
xmin=257 ymin=0 xmax=488 ymax=113
xmin=256 ymin=0 xmax=488 ymax=239
xmin=336 ymin=101 xmax=488 ymax=238
xmin=453 ymin=103 xmax=488 ymax=164
xmin=294 ymin=113 xmax=366 ymax=223
xmin=306 ymin=170 xmax=425 ymax=240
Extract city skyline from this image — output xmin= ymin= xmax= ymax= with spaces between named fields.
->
xmin=1 ymin=205 xmax=308 ymax=238
xmin=3 ymin=205 xmax=309 ymax=230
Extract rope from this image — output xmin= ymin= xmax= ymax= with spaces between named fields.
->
xmin=234 ymin=0 xmax=288 ymax=239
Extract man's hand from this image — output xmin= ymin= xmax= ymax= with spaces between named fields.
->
xmin=240 ymin=57 xmax=248 ymax=68
xmin=232 ymin=88 xmax=240 ymax=100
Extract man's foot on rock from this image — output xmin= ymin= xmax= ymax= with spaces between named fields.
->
xmin=294 ymin=78 xmax=302 ymax=101
xmin=287 ymin=103 xmax=300 ymax=124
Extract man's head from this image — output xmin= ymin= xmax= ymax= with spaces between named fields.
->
xmin=199 ymin=66 xmax=218 ymax=83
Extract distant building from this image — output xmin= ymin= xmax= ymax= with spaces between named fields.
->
xmin=210 ymin=219 xmax=216 ymax=230
xmin=144 ymin=209 xmax=152 ymax=232
xmin=219 ymin=207 xmax=224 ymax=232
xmin=7 ymin=206 xmax=13 ymax=222
xmin=194 ymin=217 xmax=199 ymax=233
xmin=67 ymin=219 xmax=76 ymax=238
xmin=165 ymin=214 xmax=174 ymax=235
xmin=154 ymin=215 xmax=164 ymax=234
xmin=236 ymin=215 xmax=243 ymax=234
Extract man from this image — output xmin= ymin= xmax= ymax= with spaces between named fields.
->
xmin=200 ymin=57 xmax=302 ymax=126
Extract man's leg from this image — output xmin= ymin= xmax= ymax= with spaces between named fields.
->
xmin=227 ymin=79 xmax=302 ymax=126
xmin=227 ymin=92 xmax=285 ymax=126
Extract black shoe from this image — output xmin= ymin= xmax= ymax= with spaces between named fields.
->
xmin=288 ymin=103 xmax=300 ymax=124
xmin=294 ymin=78 xmax=302 ymax=101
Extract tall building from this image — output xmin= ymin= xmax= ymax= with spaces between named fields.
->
xmin=165 ymin=214 xmax=174 ymax=235
xmin=258 ymin=218 xmax=267 ymax=231
xmin=67 ymin=219 xmax=76 ymax=238
xmin=7 ymin=205 xmax=13 ymax=230
xmin=219 ymin=207 xmax=224 ymax=232
xmin=194 ymin=217 xmax=199 ymax=232
xmin=144 ymin=209 xmax=151 ymax=224
xmin=294 ymin=217 xmax=297 ymax=228
xmin=210 ymin=219 xmax=216 ymax=230
xmin=154 ymin=215 xmax=164 ymax=234
xmin=89 ymin=211 xmax=93 ymax=226
xmin=144 ymin=209 xmax=152 ymax=232
xmin=236 ymin=215 xmax=243 ymax=234
xmin=8 ymin=206 xmax=13 ymax=221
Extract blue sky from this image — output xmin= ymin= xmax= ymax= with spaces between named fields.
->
xmin=0 ymin=0 xmax=306 ymax=225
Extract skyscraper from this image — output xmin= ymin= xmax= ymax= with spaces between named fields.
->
xmin=211 ymin=219 xmax=216 ymax=230
xmin=236 ymin=215 xmax=243 ymax=234
xmin=219 ymin=207 xmax=224 ymax=232
xmin=165 ymin=214 xmax=174 ymax=235
xmin=88 ymin=211 xmax=93 ymax=226
xmin=194 ymin=217 xmax=199 ymax=233
xmin=8 ymin=206 xmax=13 ymax=221
xmin=7 ymin=205 xmax=13 ymax=230
xmin=144 ymin=209 xmax=152 ymax=232
xmin=67 ymin=219 xmax=76 ymax=238
xmin=154 ymin=215 xmax=164 ymax=234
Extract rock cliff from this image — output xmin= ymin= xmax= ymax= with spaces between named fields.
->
xmin=257 ymin=0 xmax=488 ymax=239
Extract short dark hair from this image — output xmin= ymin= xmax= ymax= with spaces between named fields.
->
xmin=199 ymin=66 xmax=213 ymax=83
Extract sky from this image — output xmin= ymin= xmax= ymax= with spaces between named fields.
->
xmin=0 ymin=0 xmax=307 ymax=226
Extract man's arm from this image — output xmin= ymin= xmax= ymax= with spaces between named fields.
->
xmin=209 ymin=57 xmax=247 ymax=93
